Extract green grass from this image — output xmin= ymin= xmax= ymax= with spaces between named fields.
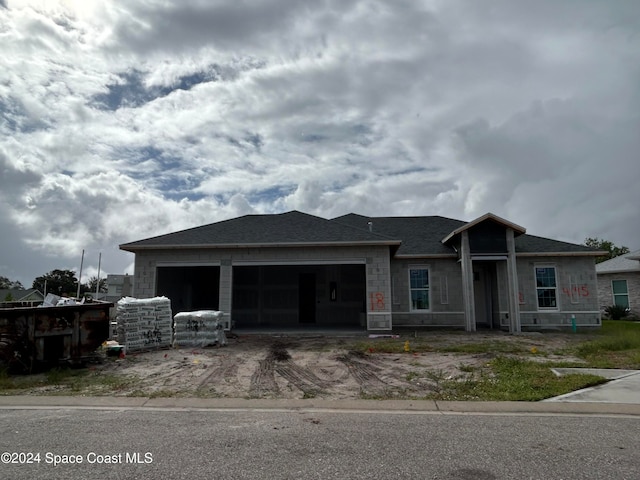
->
xmin=436 ymin=341 xmax=528 ymax=355
xmin=572 ymin=320 xmax=640 ymax=368
xmin=0 ymin=367 xmax=136 ymax=396
xmin=426 ymin=357 xmax=607 ymax=401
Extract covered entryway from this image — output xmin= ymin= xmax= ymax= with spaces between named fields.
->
xmin=232 ymin=264 xmax=366 ymax=329
xmin=473 ymin=261 xmax=500 ymax=329
xmin=156 ymin=265 xmax=220 ymax=316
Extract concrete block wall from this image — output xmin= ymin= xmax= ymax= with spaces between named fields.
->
xmin=131 ymin=244 xmax=393 ymax=330
xmin=515 ymin=256 xmax=601 ymax=328
xmin=389 ymin=258 xmax=465 ymax=327
xmin=597 ymin=272 xmax=640 ymax=316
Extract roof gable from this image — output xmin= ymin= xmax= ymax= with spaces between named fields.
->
xmin=0 ymin=289 xmax=44 ymax=302
xmin=441 ymin=212 xmax=526 ymax=245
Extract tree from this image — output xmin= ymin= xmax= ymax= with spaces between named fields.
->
xmin=583 ymin=238 xmax=630 ymax=264
xmin=32 ymin=269 xmax=79 ymax=296
xmin=0 ymin=276 xmax=24 ymax=290
xmin=84 ymin=276 xmax=107 ymax=294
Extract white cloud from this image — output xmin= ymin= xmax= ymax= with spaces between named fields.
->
xmin=0 ymin=0 xmax=638 ymax=287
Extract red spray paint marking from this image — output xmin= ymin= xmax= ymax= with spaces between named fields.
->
xmin=370 ymin=292 xmax=385 ymax=311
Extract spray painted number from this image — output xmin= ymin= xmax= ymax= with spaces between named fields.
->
xmin=370 ymin=292 xmax=385 ymax=311
xmin=562 ymin=286 xmax=590 ymax=297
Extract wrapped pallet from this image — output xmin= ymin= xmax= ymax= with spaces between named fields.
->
xmin=116 ymin=296 xmax=172 ymax=353
xmin=173 ymin=310 xmax=227 ymax=348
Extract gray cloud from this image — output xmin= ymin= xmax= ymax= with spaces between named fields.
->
xmin=0 ymin=0 xmax=638 ymax=286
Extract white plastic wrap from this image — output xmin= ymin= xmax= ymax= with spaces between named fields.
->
xmin=116 ymin=296 xmax=172 ymax=353
xmin=172 ymin=310 xmax=227 ymax=348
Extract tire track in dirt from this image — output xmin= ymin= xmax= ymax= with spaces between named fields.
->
xmin=335 ymin=351 xmax=393 ymax=396
xmin=249 ymin=356 xmax=279 ymax=397
xmin=273 ymin=359 xmax=332 ymax=396
xmin=250 ymin=342 xmax=334 ymax=397
xmin=199 ymin=357 xmax=244 ymax=387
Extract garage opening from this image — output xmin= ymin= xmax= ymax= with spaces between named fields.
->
xmin=156 ymin=266 xmax=220 ymax=317
xmin=232 ymin=264 xmax=365 ymax=329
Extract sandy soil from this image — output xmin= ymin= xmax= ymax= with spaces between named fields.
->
xmin=79 ymin=331 xmax=589 ymax=400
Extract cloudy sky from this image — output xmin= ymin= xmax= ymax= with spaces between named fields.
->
xmin=1 ymin=0 xmax=639 ymax=288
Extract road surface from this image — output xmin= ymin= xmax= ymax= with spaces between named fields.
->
xmin=0 ymin=407 xmax=638 ymax=479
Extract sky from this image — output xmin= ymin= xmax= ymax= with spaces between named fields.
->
xmin=1 ymin=0 xmax=639 ymax=288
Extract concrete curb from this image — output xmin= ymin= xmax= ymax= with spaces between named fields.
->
xmin=1 ymin=396 xmax=639 ymax=416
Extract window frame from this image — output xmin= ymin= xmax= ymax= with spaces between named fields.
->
xmin=534 ymin=265 xmax=559 ymax=311
xmin=408 ymin=266 xmax=430 ymax=312
xmin=611 ymin=279 xmax=630 ymax=309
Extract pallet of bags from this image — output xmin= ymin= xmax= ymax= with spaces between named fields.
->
xmin=172 ymin=310 xmax=227 ymax=348
xmin=116 ymin=296 xmax=173 ymax=353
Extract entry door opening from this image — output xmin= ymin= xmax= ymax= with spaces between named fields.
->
xmin=298 ymin=273 xmax=316 ymax=324
xmin=473 ymin=263 xmax=498 ymax=329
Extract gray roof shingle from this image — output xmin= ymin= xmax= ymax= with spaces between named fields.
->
xmin=120 ymin=210 xmax=598 ymax=256
xmin=120 ymin=211 xmax=399 ymax=250
xmin=596 ymin=249 xmax=640 ymax=273
xmin=333 ymin=214 xmax=463 ymax=256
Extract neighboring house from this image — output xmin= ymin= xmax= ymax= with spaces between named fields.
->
xmin=0 ymin=288 xmax=45 ymax=307
xmin=596 ymin=249 xmax=640 ymax=315
xmin=119 ymin=211 xmax=603 ymax=332
xmin=105 ymin=274 xmax=134 ymax=303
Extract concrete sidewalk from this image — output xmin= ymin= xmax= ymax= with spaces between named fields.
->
xmin=545 ymin=369 xmax=640 ymax=404
xmin=0 ymin=395 xmax=639 ymax=416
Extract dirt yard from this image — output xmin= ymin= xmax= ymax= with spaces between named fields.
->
xmin=70 ymin=331 xmax=589 ymax=400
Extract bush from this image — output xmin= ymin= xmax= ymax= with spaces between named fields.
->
xmin=604 ymin=305 xmax=629 ymax=320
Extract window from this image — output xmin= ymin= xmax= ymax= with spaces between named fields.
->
xmin=535 ymin=266 xmax=557 ymax=309
xmin=409 ymin=268 xmax=429 ymax=310
xmin=612 ymin=280 xmax=629 ymax=309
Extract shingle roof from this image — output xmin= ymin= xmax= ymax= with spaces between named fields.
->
xmin=596 ymin=249 xmax=640 ymax=274
xmin=514 ymin=234 xmax=598 ymax=254
xmin=120 ymin=211 xmax=400 ymax=251
xmin=333 ymin=214 xmax=463 ymax=256
xmin=120 ymin=210 xmax=599 ymax=257
xmin=333 ymin=214 xmax=596 ymax=256
xmin=0 ymin=289 xmax=43 ymax=302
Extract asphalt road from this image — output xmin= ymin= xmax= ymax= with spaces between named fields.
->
xmin=0 ymin=408 xmax=638 ymax=480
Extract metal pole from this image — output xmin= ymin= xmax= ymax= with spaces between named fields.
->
xmin=76 ymin=249 xmax=84 ymax=299
xmin=96 ymin=252 xmax=102 ymax=297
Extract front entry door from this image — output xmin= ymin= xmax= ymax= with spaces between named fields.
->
xmin=298 ymin=273 xmax=316 ymax=324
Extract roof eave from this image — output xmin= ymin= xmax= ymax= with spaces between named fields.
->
xmin=516 ymin=250 xmax=607 ymax=257
xmin=393 ymin=253 xmax=458 ymax=259
xmin=597 ymin=268 xmax=640 ymax=275
xmin=120 ymin=240 xmax=402 ymax=252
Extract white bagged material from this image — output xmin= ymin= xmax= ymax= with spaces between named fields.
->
xmin=172 ymin=310 xmax=227 ymax=348
xmin=116 ymin=296 xmax=172 ymax=353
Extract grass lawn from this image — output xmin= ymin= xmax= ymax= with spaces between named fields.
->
xmin=354 ymin=320 xmax=640 ymax=401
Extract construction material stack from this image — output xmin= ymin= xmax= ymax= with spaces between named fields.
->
xmin=115 ymin=296 xmax=172 ymax=353
xmin=173 ymin=310 xmax=227 ymax=348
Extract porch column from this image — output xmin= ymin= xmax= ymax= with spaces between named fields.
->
xmin=460 ymin=230 xmax=476 ymax=332
xmin=219 ymin=259 xmax=233 ymax=330
xmin=505 ymin=229 xmax=521 ymax=333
